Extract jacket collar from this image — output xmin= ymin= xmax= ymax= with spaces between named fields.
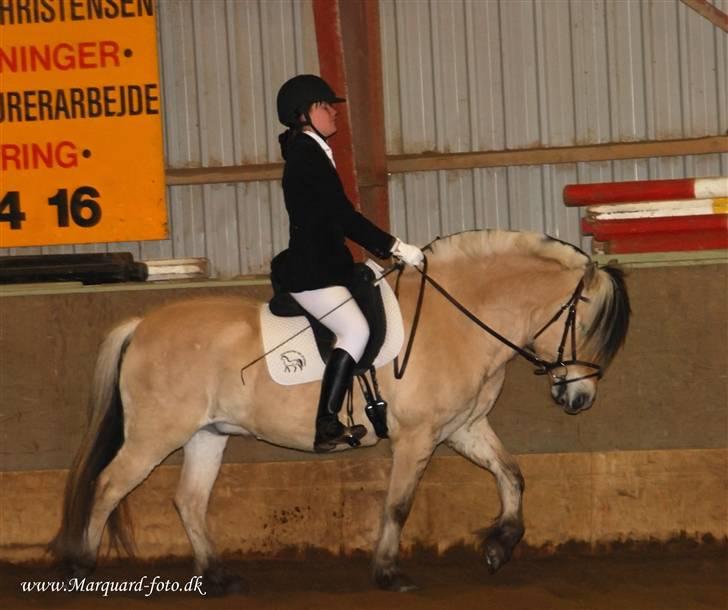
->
xmin=303 ymin=130 xmax=336 ymax=168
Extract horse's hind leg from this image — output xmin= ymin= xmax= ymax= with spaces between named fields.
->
xmin=174 ymin=427 xmax=242 ymax=595
xmin=84 ymin=438 xmax=174 ymax=569
xmin=372 ymin=431 xmax=436 ymax=592
xmin=447 ymin=416 xmax=525 ymax=573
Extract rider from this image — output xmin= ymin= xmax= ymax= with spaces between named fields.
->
xmin=271 ymin=74 xmax=423 ymax=453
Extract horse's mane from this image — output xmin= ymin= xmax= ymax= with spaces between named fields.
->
xmin=428 ymin=230 xmax=590 ymax=270
xmin=586 ymin=264 xmax=630 ymax=368
xmin=429 ymin=230 xmax=630 ymax=368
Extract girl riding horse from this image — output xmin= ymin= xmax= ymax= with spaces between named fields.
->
xmin=51 ymin=229 xmax=630 ymax=593
xmin=272 ymin=74 xmax=423 ymax=452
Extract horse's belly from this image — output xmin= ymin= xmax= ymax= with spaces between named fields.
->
xmin=214 ymin=422 xmax=252 ymax=435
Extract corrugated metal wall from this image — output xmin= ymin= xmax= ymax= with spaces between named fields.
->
xmin=3 ymin=0 xmax=726 ymax=276
xmin=2 ymin=0 xmax=320 ymax=277
xmin=382 ymin=0 xmax=728 ymax=248
xmin=158 ymin=0 xmax=319 ymax=276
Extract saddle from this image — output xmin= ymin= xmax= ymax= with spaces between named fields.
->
xmin=268 ymin=262 xmax=387 ymax=376
xmin=261 ymin=260 xmax=404 ymax=440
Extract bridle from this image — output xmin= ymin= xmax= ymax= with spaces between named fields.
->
xmin=529 ymin=277 xmax=603 ymax=386
xmin=393 ymin=255 xmax=603 ymax=387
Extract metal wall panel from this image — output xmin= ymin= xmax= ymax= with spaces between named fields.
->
xmin=2 ymin=1 xmax=725 ymax=273
xmin=2 ymin=0 xmax=317 ymax=278
xmin=382 ymin=0 xmax=728 ymax=249
xmin=158 ymin=0 xmax=319 ymax=278
xmin=389 ymin=154 xmax=728 ymax=249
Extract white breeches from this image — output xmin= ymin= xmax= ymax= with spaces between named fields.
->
xmin=291 ymin=285 xmax=369 ymax=362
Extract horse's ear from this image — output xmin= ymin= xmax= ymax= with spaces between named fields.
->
xmin=583 ymin=261 xmax=598 ymax=288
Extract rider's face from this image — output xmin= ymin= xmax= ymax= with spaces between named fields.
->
xmin=308 ymin=101 xmax=338 ymax=138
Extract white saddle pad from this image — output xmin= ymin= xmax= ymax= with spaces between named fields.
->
xmin=260 ymin=260 xmax=404 ymax=386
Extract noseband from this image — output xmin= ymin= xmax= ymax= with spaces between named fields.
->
xmin=394 ymin=257 xmax=602 ymax=387
xmin=530 ymin=278 xmax=603 ymax=386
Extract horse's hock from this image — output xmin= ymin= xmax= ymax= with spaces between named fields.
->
xmin=1 ymin=262 xmax=727 ymax=563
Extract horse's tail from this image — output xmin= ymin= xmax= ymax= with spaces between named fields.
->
xmin=49 ymin=317 xmax=142 ymax=565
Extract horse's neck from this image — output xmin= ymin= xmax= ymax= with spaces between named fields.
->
xmin=396 ymin=257 xmax=582 ymax=359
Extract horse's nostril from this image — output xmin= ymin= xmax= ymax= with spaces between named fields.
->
xmin=571 ymin=392 xmax=587 ymax=411
xmin=554 ymin=383 xmax=566 ymax=400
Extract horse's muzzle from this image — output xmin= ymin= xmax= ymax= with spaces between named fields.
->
xmin=551 ymin=383 xmax=594 ymax=415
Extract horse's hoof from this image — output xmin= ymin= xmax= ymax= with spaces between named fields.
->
xmin=71 ymin=564 xmax=93 ymax=580
xmin=374 ymin=567 xmax=419 ymax=592
xmin=202 ymin=567 xmax=246 ymax=596
xmin=59 ymin=557 xmax=95 ymax=580
xmin=484 ymin=540 xmax=507 ymax=574
xmin=478 ymin=520 xmax=522 ymax=574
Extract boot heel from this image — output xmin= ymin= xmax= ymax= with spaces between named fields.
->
xmin=314 ymin=422 xmax=367 ymax=452
xmin=312 ymin=349 xmax=366 ymax=453
xmin=344 ymin=424 xmax=367 ymax=447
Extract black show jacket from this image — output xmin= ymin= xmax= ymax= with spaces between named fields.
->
xmin=272 ymin=133 xmax=395 ymax=293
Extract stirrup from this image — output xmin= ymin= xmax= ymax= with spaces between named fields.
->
xmin=314 ymin=423 xmax=367 ymax=453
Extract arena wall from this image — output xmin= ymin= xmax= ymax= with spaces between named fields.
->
xmin=0 ymin=260 xmax=726 ymax=562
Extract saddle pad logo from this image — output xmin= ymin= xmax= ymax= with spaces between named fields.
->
xmin=260 ymin=260 xmax=404 ymax=386
xmin=281 ymin=350 xmax=306 ymax=373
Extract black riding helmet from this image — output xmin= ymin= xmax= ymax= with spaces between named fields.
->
xmin=276 ymin=74 xmax=345 ymax=128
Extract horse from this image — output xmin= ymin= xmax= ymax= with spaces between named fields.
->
xmin=51 ymin=229 xmax=630 ymax=593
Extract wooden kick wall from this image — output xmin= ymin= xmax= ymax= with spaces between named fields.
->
xmin=0 ymin=259 xmax=726 ymax=561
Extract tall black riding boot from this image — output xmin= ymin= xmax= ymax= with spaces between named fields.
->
xmin=314 ymin=348 xmax=367 ymax=453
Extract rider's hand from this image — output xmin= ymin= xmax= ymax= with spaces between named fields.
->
xmin=391 ymin=239 xmax=424 ymax=267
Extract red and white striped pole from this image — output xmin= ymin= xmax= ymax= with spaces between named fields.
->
xmin=565 ymin=177 xmax=728 ymax=254
xmin=564 ymin=177 xmax=728 ymax=206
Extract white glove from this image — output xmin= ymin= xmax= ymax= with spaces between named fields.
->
xmin=391 ymin=238 xmax=424 ymax=267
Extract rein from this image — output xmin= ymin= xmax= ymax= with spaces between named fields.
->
xmin=393 ymin=254 xmax=602 ymax=386
xmin=241 ymin=243 xmax=601 ymax=388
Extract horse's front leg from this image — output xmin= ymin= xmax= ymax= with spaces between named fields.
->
xmin=372 ymin=431 xmax=436 ymax=592
xmin=447 ymin=415 xmax=525 ymax=573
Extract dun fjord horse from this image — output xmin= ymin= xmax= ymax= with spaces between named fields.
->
xmin=52 ymin=230 xmax=630 ymax=593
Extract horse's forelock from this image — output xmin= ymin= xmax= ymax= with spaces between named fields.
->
xmin=584 ymin=265 xmax=631 ymax=368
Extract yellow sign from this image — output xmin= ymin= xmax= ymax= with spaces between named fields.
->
xmin=0 ymin=0 xmax=167 ymax=248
